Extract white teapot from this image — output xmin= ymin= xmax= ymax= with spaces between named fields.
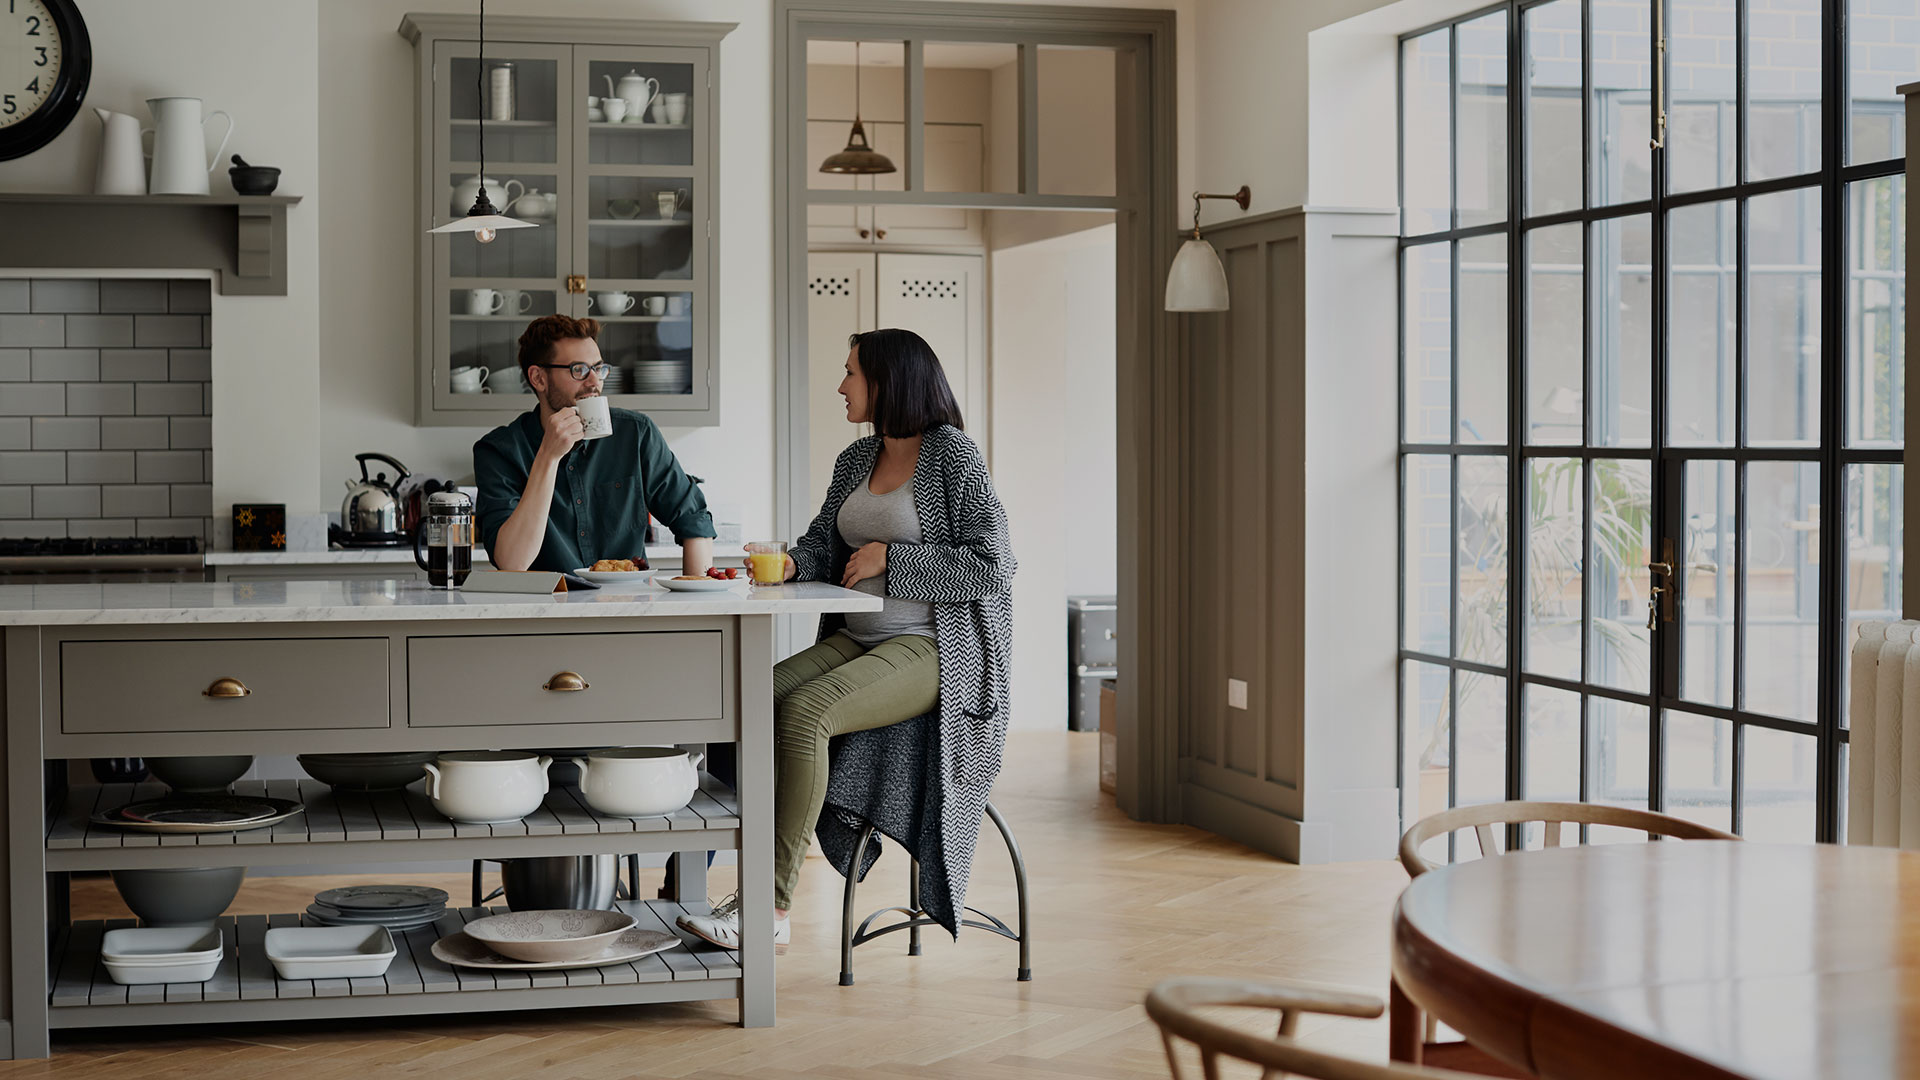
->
xmin=603 ymin=69 xmax=660 ymax=118
xmin=450 ymin=175 xmax=524 ymax=218
xmin=511 ymin=188 xmax=557 ymax=220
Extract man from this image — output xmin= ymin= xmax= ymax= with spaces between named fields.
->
xmin=474 ymin=314 xmax=713 ymax=575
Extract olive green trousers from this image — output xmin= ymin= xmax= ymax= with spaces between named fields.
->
xmin=772 ymin=631 xmax=940 ymax=909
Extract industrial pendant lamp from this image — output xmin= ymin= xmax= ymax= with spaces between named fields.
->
xmin=818 ymin=41 xmax=897 ymax=175
xmin=1164 ymin=186 xmax=1251 ymax=312
xmin=430 ymin=0 xmax=537 ymax=243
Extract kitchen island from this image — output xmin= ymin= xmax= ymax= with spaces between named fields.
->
xmin=0 ymin=578 xmax=878 ymax=1058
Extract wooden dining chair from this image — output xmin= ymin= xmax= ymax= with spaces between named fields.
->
xmin=1390 ymin=801 xmax=1739 ymax=1076
xmin=1144 ymin=976 xmax=1483 ymax=1080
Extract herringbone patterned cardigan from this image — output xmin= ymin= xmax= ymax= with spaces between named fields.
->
xmin=789 ymin=424 xmax=1016 ymax=937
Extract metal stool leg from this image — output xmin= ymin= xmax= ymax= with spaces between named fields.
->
xmin=628 ymin=853 xmax=641 ymax=904
xmin=839 ymin=822 xmax=877 ymax=986
xmin=471 ymin=859 xmax=484 ymax=908
xmin=984 ymin=801 xmax=1032 ymax=981
xmin=908 ymin=857 xmax=923 ymax=956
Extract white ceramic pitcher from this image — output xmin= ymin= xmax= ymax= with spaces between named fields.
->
xmin=144 ymin=97 xmax=234 ymax=196
xmin=93 ymin=108 xmax=146 ymax=196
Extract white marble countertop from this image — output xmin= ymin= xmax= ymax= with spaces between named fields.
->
xmin=203 ymin=544 xmax=747 ymax=566
xmin=0 ymin=578 xmax=876 ymax=626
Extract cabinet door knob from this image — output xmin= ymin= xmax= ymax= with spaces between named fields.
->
xmin=544 ymin=671 xmax=590 ymax=692
xmin=566 ymin=275 xmax=587 ymax=294
xmin=203 ymin=677 xmax=251 ymax=699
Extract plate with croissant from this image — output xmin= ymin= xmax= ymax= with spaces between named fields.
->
xmin=573 ymin=558 xmax=653 ymax=585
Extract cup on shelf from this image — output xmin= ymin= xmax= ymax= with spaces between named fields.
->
xmin=656 ymin=189 xmax=686 ymax=219
xmin=601 ymin=98 xmax=628 ymax=123
xmin=588 ymin=290 xmax=635 ymax=315
xmin=666 ymin=295 xmax=689 ymax=316
xmin=662 ymin=92 xmax=689 ymax=125
xmin=496 ymin=288 xmax=535 ymax=315
xmin=639 ymin=295 xmax=667 ymax=316
xmin=606 ymin=198 xmax=642 ymax=220
xmin=586 ymin=95 xmax=604 ymax=123
xmin=650 ymin=97 xmax=670 ymax=124
xmin=450 ymin=365 xmax=491 ymax=394
xmin=464 ymin=288 xmax=504 ymax=316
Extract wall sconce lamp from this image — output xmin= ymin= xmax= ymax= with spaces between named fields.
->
xmin=1164 ymin=185 xmax=1251 ymax=312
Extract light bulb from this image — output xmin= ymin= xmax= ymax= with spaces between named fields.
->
xmin=475 ymin=227 xmax=498 ymax=244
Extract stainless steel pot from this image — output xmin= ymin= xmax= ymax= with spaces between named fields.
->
xmin=340 ymin=452 xmax=411 ymax=539
xmin=499 ymin=855 xmax=618 ymax=910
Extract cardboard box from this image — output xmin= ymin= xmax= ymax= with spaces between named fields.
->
xmin=1098 ymin=679 xmax=1117 ymax=796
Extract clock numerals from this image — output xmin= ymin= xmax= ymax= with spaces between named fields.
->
xmin=34 ymin=46 xmax=47 ymax=66
xmin=24 ymin=15 xmax=39 ymax=34
xmin=24 ymin=77 xmax=37 ymax=95
xmin=2 ymin=96 xmax=15 ymax=118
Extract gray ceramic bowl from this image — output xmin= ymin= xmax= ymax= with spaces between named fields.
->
xmin=298 ymin=752 xmax=437 ymax=792
xmin=147 ymin=755 xmax=254 ymax=794
xmin=110 ymin=866 xmax=246 ymax=927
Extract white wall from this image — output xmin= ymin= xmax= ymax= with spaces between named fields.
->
xmin=992 ymin=224 xmax=1117 ymax=731
xmin=0 ymin=0 xmax=323 ymax=517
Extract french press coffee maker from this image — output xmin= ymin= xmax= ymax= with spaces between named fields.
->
xmin=412 ymin=490 xmax=475 ymax=588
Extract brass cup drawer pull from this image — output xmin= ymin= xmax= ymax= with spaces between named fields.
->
xmin=544 ymin=671 xmax=590 ymax=692
xmin=203 ymin=677 xmax=251 ymax=699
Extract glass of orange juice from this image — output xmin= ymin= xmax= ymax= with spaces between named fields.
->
xmin=745 ymin=540 xmax=788 ymax=585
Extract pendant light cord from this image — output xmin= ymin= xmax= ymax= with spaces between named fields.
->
xmin=476 ymin=0 xmax=486 ymax=186
xmin=853 ymin=40 xmax=861 ymax=124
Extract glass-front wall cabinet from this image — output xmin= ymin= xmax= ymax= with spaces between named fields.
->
xmin=406 ymin=17 xmax=727 ymax=426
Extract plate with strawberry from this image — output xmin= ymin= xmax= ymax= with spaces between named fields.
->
xmin=652 ymin=566 xmax=750 ymax=592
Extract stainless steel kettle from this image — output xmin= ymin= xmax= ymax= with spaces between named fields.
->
xmin=341 ymin=452 xmax=411 ymax=539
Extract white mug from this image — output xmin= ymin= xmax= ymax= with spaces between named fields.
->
xmin=650 ymin=97 xmax=670 ymax=124
xmin=574 ymin=394 xmax=614 ymax=440
xmin=640 ymin=295 xmax=667 ymax=316
xmin=601 ymin=98 xmax=628 ymax=123
xmin=588 ymin=291 xmax=635 ymax=315
xmin=663 ymin=92 xmax=688 ymax=125
xmin=422 ymin=751 xmax=551 ymax=824
xmin=496 ymin=289 xmax=534 ymax=315
xmin=450 ymin=365 xmax=491 ymax=393
xmin=465 ymin=288 xmax=503 ymax=316
xmin=656 ymin=189 xmax=686 ymax=218
xmin=666 ymin=295 xmax=688 ymax=316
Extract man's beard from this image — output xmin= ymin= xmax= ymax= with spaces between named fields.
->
xmin=539 ymin=383 xmax=595 ymax=414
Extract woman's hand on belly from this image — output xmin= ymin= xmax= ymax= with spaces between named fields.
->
xmin=842 ymin=542 xmax=888 ymax=588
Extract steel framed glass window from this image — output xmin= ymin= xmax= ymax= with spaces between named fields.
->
xmin=1397 ymin=0 xmax=1907 ymax=848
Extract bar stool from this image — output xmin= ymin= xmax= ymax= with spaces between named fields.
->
xmin=838 ymin=800 xmax=1031 ymax=986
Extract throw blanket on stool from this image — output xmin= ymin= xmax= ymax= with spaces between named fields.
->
xmin=789 ymin=424 xmax=1015 ymax=937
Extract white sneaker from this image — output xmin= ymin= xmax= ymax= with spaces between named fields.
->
xmin=676 ymin=893 xmax=791 ymax=951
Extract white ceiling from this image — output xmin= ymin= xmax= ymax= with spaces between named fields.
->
xmin=806 ymin=40 xmax=1025 ymax=70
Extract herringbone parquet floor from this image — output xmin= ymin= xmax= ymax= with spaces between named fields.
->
xmin=3 ymin=733 xmax=1410 ymax=1078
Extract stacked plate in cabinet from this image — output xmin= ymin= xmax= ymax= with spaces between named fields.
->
xmin=600 ymin=366 xmax=628 ymax=395
xmin=305 ymin=884 xmax=449 ymax=932
xmin=632 ymin=359 xmax=690 ymax=395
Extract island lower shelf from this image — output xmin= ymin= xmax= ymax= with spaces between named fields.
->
xmin=45 ymin=776 xmax=741 ymax=871
xmin=47 ymin=900 xmax=739 ymax=1028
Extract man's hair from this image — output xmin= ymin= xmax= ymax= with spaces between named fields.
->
xmin=847 ymin=328 xmax=964 ymax=438
xmin=517 ymin=315 xmax=602 ymax=379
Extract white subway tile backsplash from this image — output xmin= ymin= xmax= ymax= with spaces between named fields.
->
xmin=135 ymin=450 xmax=202 ymax=484
xmin=133 ymin=315 xmax=202 ymax=348
xmin=0 ymin=487 xmax=28 ymax=518
xmin=0 ymin=350 xmax=27 ymax=381
xmin=169 ymin=281 xmax=211 ymax=314
xmin=30 ymin=280 xmax=98 ymax=314
xmin=67 ymin=518 xmax=139 ymax=538
xmin=99 ymin=349 xmax=168 ymax=382
xmin=0 ymin=453 xmax=64 ymax=484
xmin=102 ymin=485 xmax=169 ymax=518
xmin=100 ymin=417 xmax=170 ymax=450
xmin=168 ymin=349 xmax=211 ymax=382
xmin=0 ymin=521 xmax=64 ymax=539
xmin=64 ymin=315 xmax=133 ymax=348
xmin=30 ymin=349 xmax=98 ymax=382
xmin=169 ymin=484 xmax=212 ymax=518
xmin=66 ymin=451 xmax=134 ymax=484
xmin=137 ymin=517 xmax=205 ymax=540
xmin=65 ymin=383 xmax=132 ymax=416
xmin=0 ymin=419 xmax=28 ymax=450
xmin=135 ymin=382 xmax=202 ymax=416
xmin=0 ymin=315 xmax=63 ymax=347
xmin=99 ymin=281 xmax=170 ymax=314
xmin=0 ymin=384 xmax=63 ymax=416
xmin=31 ymin=418 xmax=98 ymax=451
xmin=169 ymin=416 xmax=211 ymax=449
xmin=33 ymin=485 xmax=100 ymax=519
xmin=0 ymin=281 xmax=28 ymax=314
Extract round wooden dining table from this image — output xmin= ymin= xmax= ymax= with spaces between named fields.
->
xmin=1392 ymin=841 xmax=1920 ymax=1080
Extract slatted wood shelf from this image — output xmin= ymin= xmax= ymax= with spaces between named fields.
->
xmin=47 ymin=900 xmax=738 ymax=1028
xmin=44 ymin=776 xmax=740 ymax=871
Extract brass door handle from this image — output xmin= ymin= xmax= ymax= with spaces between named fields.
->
xmin=566 ymin=274 xmax=587 ymax=294
xmin=543 ymin=671 xmax=590 ymax=692
xmin=203 ymin=677 xmax=251 ymax=699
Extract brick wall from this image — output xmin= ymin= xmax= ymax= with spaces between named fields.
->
xmin=0 ymin=278 xmax=213 ymax=542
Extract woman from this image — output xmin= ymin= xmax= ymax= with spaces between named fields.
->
xmin=679 ymin=328 xmax=1016 ymax=949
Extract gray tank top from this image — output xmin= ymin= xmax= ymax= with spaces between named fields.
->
xmin=837 ymin=477 xmax=936 ymax=646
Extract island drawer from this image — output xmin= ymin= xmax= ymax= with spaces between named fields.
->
xmin=406 ymin=630 xmax=725 ymax=727
xmin=61 ymin=637 xmax=391 ymax=734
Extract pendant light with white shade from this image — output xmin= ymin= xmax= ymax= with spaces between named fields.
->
xmin=429 ymin=0 xmax=537 ymax=243
xmin=1164 ymin=185 xmax=1251 ymax=312
xmin=818 ymin=41 xmax=897 ymax=176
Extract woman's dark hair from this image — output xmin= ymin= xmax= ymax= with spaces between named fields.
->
xmin=848 ymin=328 xmax=965 ymax=437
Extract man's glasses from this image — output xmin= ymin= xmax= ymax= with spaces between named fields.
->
xmin=534 ymin=361 xmax=612 ymax=381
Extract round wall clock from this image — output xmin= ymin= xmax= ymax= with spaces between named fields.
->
xmin=0 ymin=0 xmax=90 ymax=162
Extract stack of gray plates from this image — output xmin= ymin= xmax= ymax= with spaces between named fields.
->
xmin=600 ymin=365 xmax=628 ymax=395
xmin=632 ymin=359 xmax=689 ymax=394
xmin=307 ymin=884 xmax=448 ymax=931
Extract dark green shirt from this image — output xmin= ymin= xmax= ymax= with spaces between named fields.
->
xmin=472 ymin=406 xmax=714 ymax=573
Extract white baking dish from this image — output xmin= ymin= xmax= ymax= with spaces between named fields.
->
xmin=100 ymin=926 xmax=223 ymax=985
xmin=264 ymin=924 xmax=395 ymax=979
